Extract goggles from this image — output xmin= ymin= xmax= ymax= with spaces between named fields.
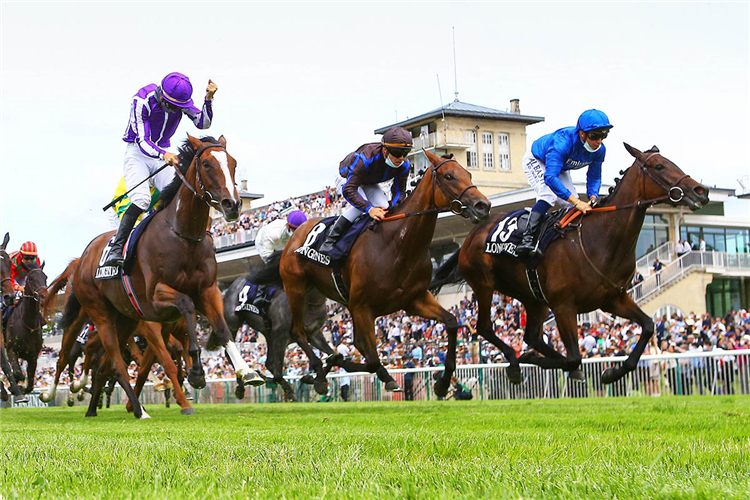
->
xmin=387 ymin=147 xmax=411 ymax=159
xmin=587 ymin=131 xmax=609 ymax=141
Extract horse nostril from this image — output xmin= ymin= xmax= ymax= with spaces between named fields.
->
xmin=475 ymin=201 xmax=489 ymax=213
xmin=221 ymin=199 xmax=234 ymax=212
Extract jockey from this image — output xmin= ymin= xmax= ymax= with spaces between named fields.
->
xmin=9 ymin=241 xmax=42 ymax=291
xmin=104 ymin=73 xmax=218 ymax=267
xmin=517 ymin=109 xmax=613 ymax=257
xmin=319 ymin=126 xmax=413 ymax=254
xmin=252 ymin=210 xmax=307 ymax=308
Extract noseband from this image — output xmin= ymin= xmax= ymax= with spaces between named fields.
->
xmin=432 ymin=158 xmax=478 ymax=216
xmin=173 ymin=143 xmax=228 ymax=210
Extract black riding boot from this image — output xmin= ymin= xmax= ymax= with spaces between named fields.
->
xmin=319 ymin=216 xmax=353 ymax=255
xmin=104 ymin=204 xmax=143 ymax=267
xmin=516 ymin=211 xmax=545 ymax=257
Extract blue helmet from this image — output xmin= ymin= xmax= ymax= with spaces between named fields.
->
xmin=576 ymin=109 xmax=613 ymax=132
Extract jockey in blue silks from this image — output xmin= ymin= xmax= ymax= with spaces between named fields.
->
xmin=516 ymin=109 xmax=613 ymax=257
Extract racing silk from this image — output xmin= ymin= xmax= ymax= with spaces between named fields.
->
xmin=9 ymin=251 xmax=41 ymax=289
xmin=255 ymin=219 xmax=293 ymax=263
xmin=111 ymin=177 xmax=160 ymax=220
xmin=530 ymin=126 xmax=605 ymax=200
xmin=122 ymin=83 xmax=213 ymax=159
xmin=338 ymin=143 xmax=410 ymax=213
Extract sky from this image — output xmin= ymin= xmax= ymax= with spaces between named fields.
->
xmin=1 ymin=2 xmax=748 ymax=275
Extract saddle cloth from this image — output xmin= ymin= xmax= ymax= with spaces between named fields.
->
xmin=294 ymin=215 xmax=371 ymax=267
xmin=234 ymin=281 xmax=278 ymax=316
xmin=95 ymin=210 xmax=158 ymax=280
xmin=484 ymin=208 xmax=568 ymax=259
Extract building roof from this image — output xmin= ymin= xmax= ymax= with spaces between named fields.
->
xmin=374 ymin=100 xmax=545 ymax=134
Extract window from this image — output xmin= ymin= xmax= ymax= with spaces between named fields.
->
xmin=498 ymin=133 xmax=510 ymax=171
xmin=636 ymin=215 xmax=670 ymax=258
xmin=482 ymin=132 xmax=494 ymax=170
xmin=465 ymin=130 xmax=477 ymax=145
xmin=466 ymin=150 xmax=478 ymax=168
xmin=465 ymin=129 xmax=478 ymax=169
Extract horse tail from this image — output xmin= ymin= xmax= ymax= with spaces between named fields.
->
xmin=248 ymin=251 xmax=283 ymax=287
xmin=429 ymin=250 xmax=465 ymax=294
xmin=59 ymin=287 xmax=82 ymax=330
xmin=43 ymin=258 xmax=79 ymax=318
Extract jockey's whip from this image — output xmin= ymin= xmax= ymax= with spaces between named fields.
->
xmin=101 ymin=163 xmax=172 ymax=211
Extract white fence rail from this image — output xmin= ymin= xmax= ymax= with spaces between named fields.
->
xmin=7 ymin=351 xmax=748 ymax=409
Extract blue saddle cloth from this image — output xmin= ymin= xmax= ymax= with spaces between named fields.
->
xmin=294 ymin=215 xmax=371 ymax=267
xmin=484 ymin=209 xmax=566 ymax=259
xmin=234 ymin=281 xmax=278 ymax=316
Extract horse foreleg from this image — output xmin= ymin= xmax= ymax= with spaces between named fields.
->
xmin=141 ymin=322 xmax=194 ymax=415
xmin=406 ymin=291 xmax=459 ymax=397
xmin=42 ymin=313 xmax=86 ymax=402
xmin=199 ymin=285 xmax=263 ymax=387
xmin=85 ymin=355 xmax=110 ymax=417
xmin=474 ymin=285 xmax=524 ymax=384
xmin=23 ymin=356 xmax=37 ymax=394
xmin=266 ymin=334 xmax=297 ymax=402
xmin=601 ymin=293 xmax=655 ymax=384
xmin=0 ymin=344 xmax=25 ymax=400
xmin=549 ymin=306 xmax=584 ymax=377
xmin=128 ymin=341 xmax=156 ymax=413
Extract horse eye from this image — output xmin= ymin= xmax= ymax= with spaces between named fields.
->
xmin=655 ymin=164 xmax=664 ymax=171
xmin=202 ymin=160 xmax=211 ymax=167
xmin=444 ymin=174 xmax=454 ymax=180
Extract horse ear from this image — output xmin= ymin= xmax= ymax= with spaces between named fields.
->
xmin=623 ymin=143 xmax=642 ymax=160
xmin=218 ymin=135 xmax=227 ymax=147
xmin=651 ymin=145 xmax=660 ymax=153
xmin=41 ymin=260 xmax=45 ymax=270
xmin=1 ymin=232 xmax=8 ymax=250
xmin=186 ymin=134 xmax=203 ymax=151
xmin=423 ymin=149 xmax=440 ymax=166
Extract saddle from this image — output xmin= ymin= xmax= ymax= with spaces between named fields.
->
xmin=484 ymin=208 xmax=570 ymax=263
xmin=294 ymin=215 xmax=370 ymax=267
xmin=95 ymin=211 xmax=158 ymax=281
xmin=235 ymin=281 xmax=278 ymax=317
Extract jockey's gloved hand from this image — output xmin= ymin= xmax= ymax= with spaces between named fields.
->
xmin=368 ymin=207 xmax=387 ymax=221
xmin=589 ymin=195 xmax=598 ymax=207
xmin=575 ymin=200 xmax=592 ymax=214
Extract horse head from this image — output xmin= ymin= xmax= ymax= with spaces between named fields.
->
xmin=624 ymin=143 xmax=709 ymax=210
xmin=424 ymin=151 xmax=490 ymax=223
xmin=23 ymin=261 xmax=48 ymax=303
xmin=186 ymin=134 xmax=242 ymax=221
xmin=0 ymin=233 xmax=14 ymax=307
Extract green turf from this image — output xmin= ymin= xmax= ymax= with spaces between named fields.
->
xmin=1 ymin=397 xmax=748 ymax=499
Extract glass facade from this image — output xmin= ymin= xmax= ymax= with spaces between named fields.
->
xmin=706 ymin=278 xmax=747 ymax=317
xmin=636 ymin=215 xmax=670 ymax=258
xmin=680 ymin=226 xmax=750 ymax=253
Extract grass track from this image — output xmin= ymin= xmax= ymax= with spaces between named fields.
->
xmin=1 ymin=396 xmax=749 ymax=499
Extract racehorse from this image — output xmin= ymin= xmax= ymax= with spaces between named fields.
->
xmin=279 ymin=150 xmax=490 ymax=396
xmin=5 ymin=261 xmax=47 ymax=394
xmin=0 ymin=233 xmax=28 ymax=403
xmin=63 ymin=135 xmax=262 ymax=418
xmin=430 ymin=144 xmax=709 ymax=385
xmin=223 ymin=256 xmax=333 ymax=401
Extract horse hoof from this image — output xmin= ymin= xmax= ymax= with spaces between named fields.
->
xmin=434 ymin=381 xmax=449 ymax=398
xmin=188 ymin=372 xmax=206 ymax=390
xmin=67 ymin=396 xmax=74 ymax=407
xmin=569 ymin=369 xmax=586 ymax=382
xmin=77 ymin=392 xmax=85 ymax=401
xmin=180 ymin=407 xmax=196 ymax=416
xmin=39 ymin=392 xmax=52 ymax=403
xmin=285 ymin=393 xmax=298 ymax=403
xmin=385 ymin=381 xmax=403 ymax=392
xmin=313 ymin=380 xmax=329 ymax=395
xmin=71 ymin=381 xmax=83 ymax=393
xmin=300 ymin=374 xmax=315 ymax=385
xmin=139 ymin=410 xmax=151 ymax=420
xmin=85 ymin=412 xmax=97 ymax=418
xmin=601 ymin=367 xmax=619 ymax=385
xmin=507 ymin=366 xmax=522 ymax=385
xmin=234 ymin=386 xmax=245 ymax=400
xmin=242 ymin=371 xmax=265 ymax=387
xmin=14 ymin=395 xmax=29 ymax=404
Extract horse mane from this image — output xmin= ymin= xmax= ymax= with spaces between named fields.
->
xmin=156 ymin=136 xmax=222 ymax=211
xmin=600 ymin=145 xmax=660 ymax=206
xmin=403 ymin=153 xmax=453 ymax=200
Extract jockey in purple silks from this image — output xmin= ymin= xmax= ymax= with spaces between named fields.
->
xmin=105 ymin=73 xmax=218 ymax=267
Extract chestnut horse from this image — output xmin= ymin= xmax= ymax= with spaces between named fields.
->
xmin=431 ymin=144 xmax=709 ymax=385
xmin=0 ymin=233 xmax=28 ymax=403
xmin=4 ymin=261 xmax=47 ymax=394
xmin=280 ymin=150 xmax=490 ymax=397
xmin=63 ymin=135 xmax=261 ymax=418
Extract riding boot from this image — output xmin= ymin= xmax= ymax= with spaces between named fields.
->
xmin=104 ymin=204 xmax=143 ymax=267
xmin=319 ymin=216 xmax=353 ymax=255
xmin=516 ymin=211 xmax=545 ymax=256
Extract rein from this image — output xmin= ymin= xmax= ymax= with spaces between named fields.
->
xmin=379 ymin=158 xmax=478 ymax=222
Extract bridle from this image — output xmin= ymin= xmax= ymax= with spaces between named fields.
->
xmin=379 ymin=158 xmax=479 ymax=222
xmin=173 ymin=143 xmax=228 ymax=211
xmin=22 ymin=268 xmax=46 ymax=302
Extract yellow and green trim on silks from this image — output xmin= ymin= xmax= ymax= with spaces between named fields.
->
xmin=111 ymin=177 xmax=160 ymax=225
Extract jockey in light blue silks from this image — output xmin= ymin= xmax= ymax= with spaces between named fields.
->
xmin=105 ymin=73 xmax=218 ymax=267
xmin=516 ymin=109 xmax=613 ymax=257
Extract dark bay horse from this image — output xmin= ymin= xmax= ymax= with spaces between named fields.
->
xmin=280 ymin=150 xmax=490 ymax=396
xmin=223 ymin=259 xmax=333 ymax=401
xmin=5 ymin=261 xmax=47 ymax=394
xmin=64 ymin=135 xmax=262 ymax=418
xmin=431 ymin=144 xmax=709 ymax=385
xmin=0 ymin=233 xmax=28 ymax=403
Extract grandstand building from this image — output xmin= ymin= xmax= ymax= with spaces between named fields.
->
xmin=213 ymin=99 xmax=750 ymax=319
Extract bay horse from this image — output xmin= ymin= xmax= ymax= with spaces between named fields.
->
xmin=5 ymin=261 xmax=47 ymax=394
xmin=279 ymin=150 xmax=490 ymax=396
xmin=0 ymin=233 xmax=28 ymax=403
xmin=223 ymin=260 xmax=333 ymax=401
xmin=63 ymin=135 xmax=262 ymax=418
xmin=431 ymin=144 xmax=709 ymax=385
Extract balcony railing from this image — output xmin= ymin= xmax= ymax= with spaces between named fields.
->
xmin=412 ymin=129 xmax=477 ymax=151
